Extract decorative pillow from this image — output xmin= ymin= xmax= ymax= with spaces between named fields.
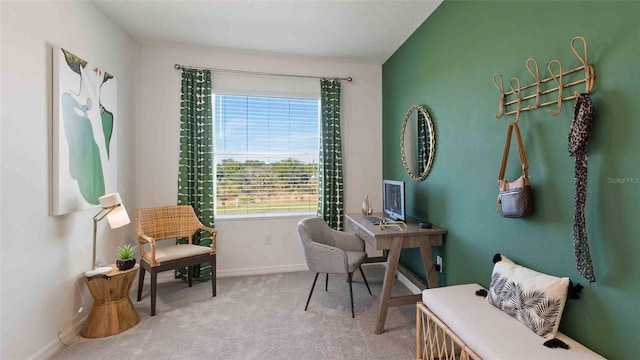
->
xmin=487 ymin=254 xmax=570 ymax=339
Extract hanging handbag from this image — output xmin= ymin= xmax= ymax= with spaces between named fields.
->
xmin=496 ymin=122 xmax=533 ymax=217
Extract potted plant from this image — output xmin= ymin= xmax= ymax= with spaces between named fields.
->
xmin=116 ymin=244 xmax=137 ymax=271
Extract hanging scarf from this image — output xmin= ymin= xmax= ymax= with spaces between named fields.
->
xmin=568 ymin=94 xmax=596 ymax=282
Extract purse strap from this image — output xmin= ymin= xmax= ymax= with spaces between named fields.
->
xmin=498 ymin=122 xmax=530 ymax=181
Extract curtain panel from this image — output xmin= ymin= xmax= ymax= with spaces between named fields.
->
xmin=177 ymin=68 xmax=215 ymax=280
xmin=318 ymin=79 xmax=344 ymax=230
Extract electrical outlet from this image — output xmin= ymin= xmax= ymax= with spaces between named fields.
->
xmin=264 ymin=233 xmax=272 ymax=245
xmin=436 ymin=256 xmax=443 ymax=273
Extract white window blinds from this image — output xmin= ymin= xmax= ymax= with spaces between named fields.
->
xmin=214 ymin=94 xmax=319 ymax=216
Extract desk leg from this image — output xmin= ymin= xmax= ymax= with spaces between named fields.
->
xmin=375 ymin=237 xmax=402 ymax=335
xmin=419 ymin=241 xmax=438 ymax=289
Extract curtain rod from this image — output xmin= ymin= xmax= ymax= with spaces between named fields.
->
xmin=174 ymin=64 xmax=352 ymax=82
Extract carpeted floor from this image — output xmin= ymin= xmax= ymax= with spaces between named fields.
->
xmin=51 ymin=264 xmax=417 ymax=360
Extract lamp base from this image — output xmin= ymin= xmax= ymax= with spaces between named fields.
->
xmin=85 ymin=267 xmax=112 ymax=277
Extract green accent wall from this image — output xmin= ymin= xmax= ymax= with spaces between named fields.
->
xmin=382 ymin=1 xmax=639 ymax=358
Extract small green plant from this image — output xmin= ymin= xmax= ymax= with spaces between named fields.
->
xmin=116 ymin=244 xmax=137 ymax=260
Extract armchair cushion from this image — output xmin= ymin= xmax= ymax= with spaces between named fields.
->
xmin=153 ymin=244 xmax=212 ymax=264
xmin=345 ymin=251 xmax=367 ymax=273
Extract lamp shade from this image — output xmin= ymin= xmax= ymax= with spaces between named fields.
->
xmin=98 ymin=193 xmax=131 ymax=229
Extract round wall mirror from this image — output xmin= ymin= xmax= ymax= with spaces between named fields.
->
xmin=400 ymin=105 xmax=435 ymax=181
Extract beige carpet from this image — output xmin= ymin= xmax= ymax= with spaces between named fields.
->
xmin=51 ymin=264 xmax=417 ymax=360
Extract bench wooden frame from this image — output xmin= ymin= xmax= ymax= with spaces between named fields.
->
xmin=416 ymin=302 xmax=480 ymax=360
xmin=416 ymin=292 xmax=603 ymax=360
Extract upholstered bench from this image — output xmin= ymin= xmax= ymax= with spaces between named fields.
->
xmin=416 ymin=255 xmax=604 ymax=360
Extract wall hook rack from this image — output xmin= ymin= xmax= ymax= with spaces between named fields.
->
xmin=492 ymin=36 xmax=595 ymax=120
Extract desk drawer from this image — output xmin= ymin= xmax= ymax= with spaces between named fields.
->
xmin=346 ymin=217 xmax=377 ymax=246
xmin=346 ymin=217 xmax=358 ymax=234
xmin=357 ymin=227 xmax=376 ymax=246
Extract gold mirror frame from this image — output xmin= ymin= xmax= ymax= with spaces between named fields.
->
xmin=400 ymin=105 xmax=436 ymax=181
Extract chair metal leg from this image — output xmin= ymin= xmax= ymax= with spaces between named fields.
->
xmin=359 ymin=266 xmax=372 ymax=295
xmin=305 ymin=273 xmax=319 ymax=311
xmin=348 ymin=272 xmax=354 ymax=318
xmin=137 ymin=265 xmax=146 ymax=301
xmin=325 ymin=273 xmax=328 ymax=291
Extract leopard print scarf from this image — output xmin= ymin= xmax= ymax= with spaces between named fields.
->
xmin=569 ymin=94 xmax=595 ymax=282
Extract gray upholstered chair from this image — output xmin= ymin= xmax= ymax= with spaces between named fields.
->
xmin=298 ymin=217 xmax=372 ymax=318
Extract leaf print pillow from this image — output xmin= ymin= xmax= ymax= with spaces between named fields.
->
xmin=487 ymin=254 xmax=570 ymax=339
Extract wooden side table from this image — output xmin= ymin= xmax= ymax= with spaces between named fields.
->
xmin=81 ymin=264 xmax=140 ymax=338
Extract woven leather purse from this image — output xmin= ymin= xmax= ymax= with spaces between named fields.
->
xmin=497 ymin=122 xmax=533 ymax=217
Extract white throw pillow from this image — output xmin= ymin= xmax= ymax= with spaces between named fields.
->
xmin=487 ymin=254 xmax=570 ymax=339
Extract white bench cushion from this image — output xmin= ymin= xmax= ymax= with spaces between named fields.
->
xmin=422 ymin=284 xmax=604 ymax=360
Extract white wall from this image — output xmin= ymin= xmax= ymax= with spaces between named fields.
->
xmin=138 ymin=45 xmax=382 ymax=275
xmin=0 ymin=2 xmax=139 ymax=359
xmin=0 ymin=6 xmax=381 ymax=357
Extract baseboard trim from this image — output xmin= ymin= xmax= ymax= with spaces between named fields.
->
xmin=30 ymin=316 xmax=86 ymax=360
xmin=217 ymin=263 xmax=309 ymax=278
xmin=30 ymin=338 xmax=61 ymax=360
xmin=396 ymin=269 xmax=422 ymax=295
xmin=361 ymin=262 xmax=423 ymax=295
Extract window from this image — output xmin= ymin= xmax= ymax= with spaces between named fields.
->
xmin=214 ymin=94 xmax=319 ymax=217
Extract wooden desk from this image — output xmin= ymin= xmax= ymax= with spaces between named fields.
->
xmin=345 ymin=213 xmax=446 ymax=334
xmin=81 ymin=264 xmax=140 ymax=338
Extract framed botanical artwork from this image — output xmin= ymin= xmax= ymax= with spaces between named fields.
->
xmin=52 ymin=47 xmax=118 ymax=215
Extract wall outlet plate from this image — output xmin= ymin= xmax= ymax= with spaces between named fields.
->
xmin=264 ymin=233 xmax=272 ymax=244
xmin=436 ymin=255 xmax=443 ymax=273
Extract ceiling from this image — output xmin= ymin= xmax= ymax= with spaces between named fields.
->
xmin=92 ymin=0 xmax=443 ymax=64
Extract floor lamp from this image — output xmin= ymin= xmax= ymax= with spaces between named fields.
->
xmin=85 ymin=193 xmax=131 ymax=276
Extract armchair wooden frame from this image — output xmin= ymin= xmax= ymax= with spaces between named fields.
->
xmin=135 ymin=205 xmax=217 ymax=316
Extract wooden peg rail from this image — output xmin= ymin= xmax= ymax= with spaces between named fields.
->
xmin=492 ymin=36 xmax=595 ymax=122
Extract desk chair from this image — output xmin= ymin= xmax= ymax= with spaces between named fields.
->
xmin=135 ymin=205 xmax=217 ymax=316
xmin=298 ymin=217 xmax=372 ymax=318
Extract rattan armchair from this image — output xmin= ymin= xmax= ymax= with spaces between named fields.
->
xmin=135 ymin=205 xmax=217 ymax=316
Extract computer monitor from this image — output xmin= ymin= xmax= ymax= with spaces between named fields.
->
xmin=382 ymin=179 xmax=405 ymax=222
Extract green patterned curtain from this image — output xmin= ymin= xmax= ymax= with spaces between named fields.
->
xmin=176 ymin=68 xmax=215 ymax=281
xmin=318 ymin=79 xmax=344 ymax=230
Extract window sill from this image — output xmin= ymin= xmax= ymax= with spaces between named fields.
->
xmin=215 ymin=212 xmax=316 ymax=222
